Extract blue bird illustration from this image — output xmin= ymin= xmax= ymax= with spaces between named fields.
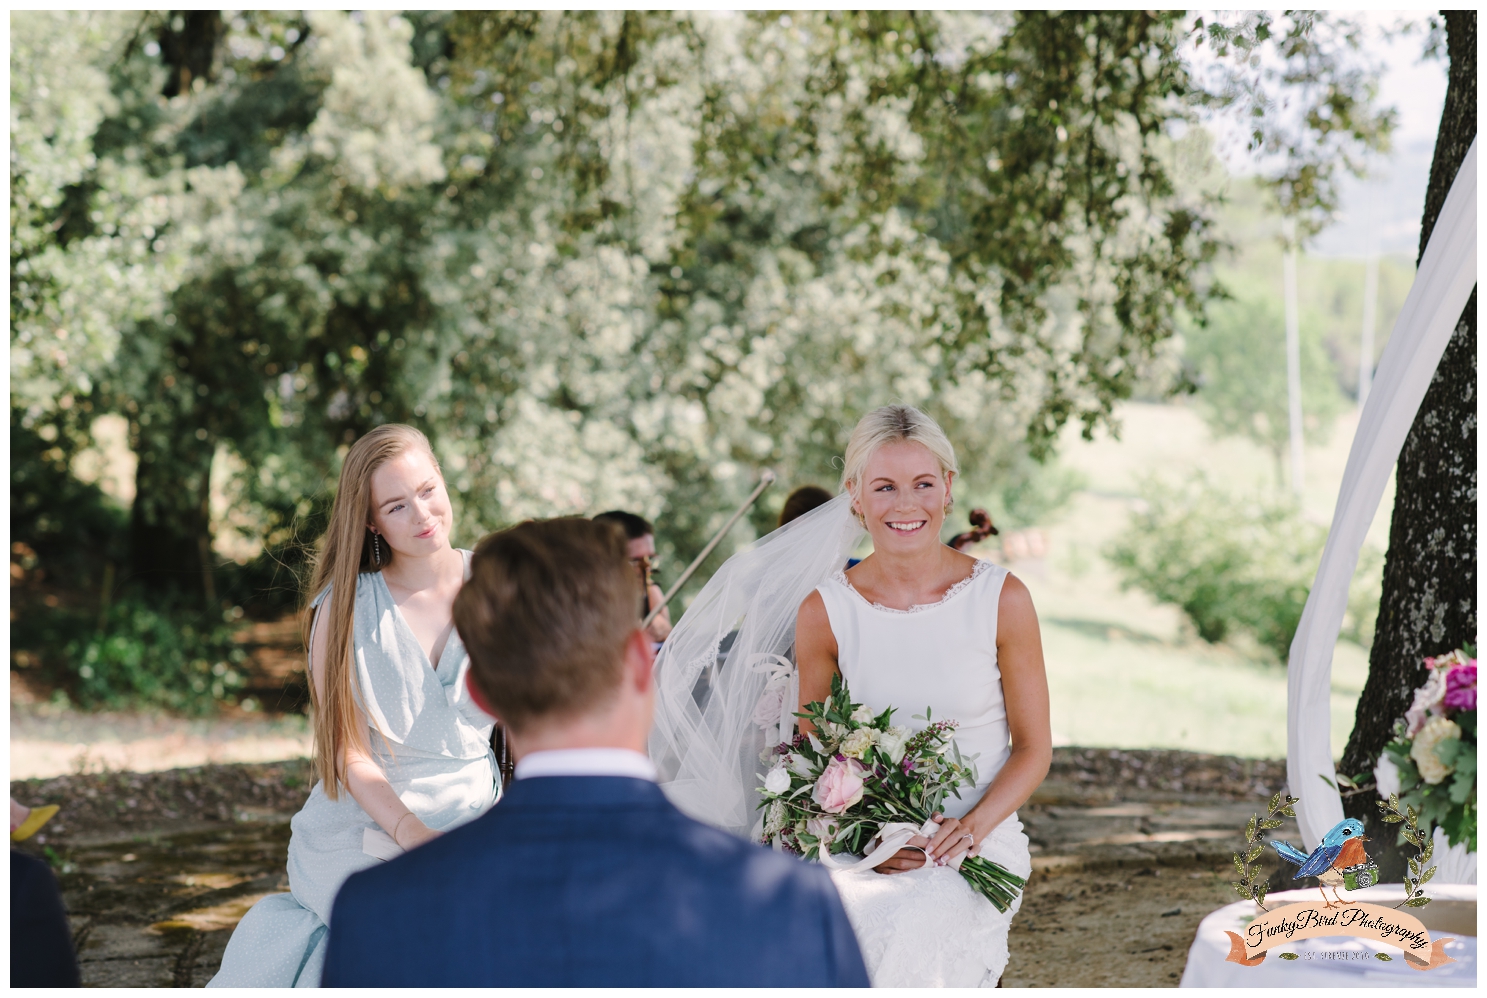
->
xmin=1271 ymin=818 xmax=1370 ymax=908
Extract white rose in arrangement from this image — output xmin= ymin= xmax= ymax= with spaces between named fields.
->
xmin=839 ymin=727 xmax=877 ymax=759
xmin=1372 ymin=754 xmax=1401 ymax=800
xmin=1411 ymin=716 xmax=1461 ymax=784
xmin=786 ymin=752 xmax=815 ymax=778
xmin=877 ymin=726 xmax=912 ymax=764
xmin=764 ymin=765 xmax=792 ymax=795
xmin=850 ymin=704 xmax=875 ymax=723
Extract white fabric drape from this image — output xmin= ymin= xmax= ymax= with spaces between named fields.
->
xmin=1287 ymin=138 xmax=1478 ymax=850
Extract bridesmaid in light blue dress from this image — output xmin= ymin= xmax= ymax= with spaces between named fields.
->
xmin=211 ymin=425 xmax=498 ymax=987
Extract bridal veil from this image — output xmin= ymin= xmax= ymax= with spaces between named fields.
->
xmin=649 ymin=494 xmax=863 ymax=839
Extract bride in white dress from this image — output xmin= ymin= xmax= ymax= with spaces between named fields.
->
xmin=649 ymin=404 xmax=1051 ymax=987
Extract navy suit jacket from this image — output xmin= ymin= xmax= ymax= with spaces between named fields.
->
xmin=321 ymin=776 xmax=869 ymax=987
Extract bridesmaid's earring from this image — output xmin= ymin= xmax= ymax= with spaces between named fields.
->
xmin=372 ymin=532 xmax=382 ymax=566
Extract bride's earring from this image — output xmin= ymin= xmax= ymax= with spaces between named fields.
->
xmin=944 ymin=495 xmax=954 ymax=515
xmin=851 ymin=505 xmax=866 ymax=527
xmin=371 ymin=531 xmax=382 ymax=566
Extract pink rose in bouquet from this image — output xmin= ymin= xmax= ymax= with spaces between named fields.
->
xmin=812 ymin=756 xmax=867 ymax=814
xmin=1443 ymin=662 xmax=1476 ymax=712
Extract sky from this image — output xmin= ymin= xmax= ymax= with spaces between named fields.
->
xmin=1205 ymin=11 xmax=1448 ymax=260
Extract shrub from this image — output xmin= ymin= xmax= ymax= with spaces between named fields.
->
xmin=63 ymin=596 xmax=247 ymax=714
xmin=1105 ymin=475 xmax=1379 ymax=661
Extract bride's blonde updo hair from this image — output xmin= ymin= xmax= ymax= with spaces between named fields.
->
xmin=840 ymin=404 xmax=959 ymax=498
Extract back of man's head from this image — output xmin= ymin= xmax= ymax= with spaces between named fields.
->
xmin=454 ymin=518 xmax=638 ymax=734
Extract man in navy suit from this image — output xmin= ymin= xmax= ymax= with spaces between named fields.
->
xmin=321 ymin=518 xmax=868 ymax=987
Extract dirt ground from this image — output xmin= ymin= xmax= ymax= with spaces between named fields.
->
xmin=11 ymin=747 xmax=1291 ymax=987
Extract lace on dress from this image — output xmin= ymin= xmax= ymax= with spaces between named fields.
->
xmin=832 ymin=559 xmax=991 ymax=614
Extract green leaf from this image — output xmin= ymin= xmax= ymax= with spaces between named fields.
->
xmin=1405 ymin=897 xmax=1431 ymax=908
xmin=1246 ymin=815 xmax=1258 ymax=841
xmin=1260 ymin=818 xmax=1282 ymax=830
xmin=1418 ymin=866 xmax=1436 ymax=887
xmin=1247 ymin=843 xmax=1264 ymax=863
xmin=1382 ymin=813 xmax=1404 ymax=823
xmin=1269 ymin=790 xmax=1283 ymax=813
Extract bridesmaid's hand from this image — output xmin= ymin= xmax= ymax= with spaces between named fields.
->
xmin=873 ymin=845 xmax=932 ymax=874
xmin=394 ymin=816 xmax=441 ymax=852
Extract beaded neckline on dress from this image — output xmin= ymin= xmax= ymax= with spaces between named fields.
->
xmin=832 ymin=558 xmax=991 ymax=615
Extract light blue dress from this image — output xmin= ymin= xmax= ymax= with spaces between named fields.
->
xmin=209 ymin=553 xmax=499 ymax=987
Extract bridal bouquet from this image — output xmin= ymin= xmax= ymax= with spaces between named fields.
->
xmin=757 ymin=674 xmax=1026 ymax=912
xmin=1373 ymin=646 xmax=1476 ymax=852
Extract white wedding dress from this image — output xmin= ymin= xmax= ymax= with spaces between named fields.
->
xmin=648 ymin=495 xmax=1032 ymax=989
xmin=815 ymin=560 xmax=1031 ymax=987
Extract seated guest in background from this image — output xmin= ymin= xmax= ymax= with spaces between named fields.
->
xmin=780 ymin=484 xmax=862 ymax=567
xmin=592 ymin=510 xmax=671 ymax=644
xmin=321 ymin=518 xmax=869 ymax=987
xmin=777 ymin=484 xmax=834 ymax=527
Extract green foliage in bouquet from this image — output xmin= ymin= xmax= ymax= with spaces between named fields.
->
xmin=757 ymin=674 xmax=1026 ymax=912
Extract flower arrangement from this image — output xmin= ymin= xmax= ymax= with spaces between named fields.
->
xmin=757 ymin=674 xmax=1027 ymax=912
xmin=1373 ymin=646 xmax=1476 ymax=852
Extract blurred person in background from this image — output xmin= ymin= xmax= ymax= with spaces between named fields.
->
xmin=593 ymin=510 xmax=671 ymax=645
xmin=210 ymin=425 xmax=499 ymax=987
xmin=777 ymin=485 xmax=834 ymax=527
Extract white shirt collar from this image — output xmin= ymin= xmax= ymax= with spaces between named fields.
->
xmin=513 ymin=747 xmax=658 ymax=782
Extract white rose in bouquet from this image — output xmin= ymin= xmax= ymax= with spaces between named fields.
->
xmin=850 ymin=704 xmax=875 ymax=723
xmin=876 ymin=726 xmax=912 ymax=764
xmin=763 ymin=765 xmax=791 ymax=794
xmin=839 ymin=727 xmax=877 ymax=759
xmin=786 ymin=752 xmax=815 ymax=778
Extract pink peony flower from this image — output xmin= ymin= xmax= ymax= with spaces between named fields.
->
xmin=812 ymin=756 xmax=867 ymax=814
xmin=1405 ymin=666 xmax=1452 ymax=736
xmin=1443 ymin=664 xmax=1476 ymax=712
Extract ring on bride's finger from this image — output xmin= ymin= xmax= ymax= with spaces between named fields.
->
xmin=961 ymin=833 xmax=974 ymax=845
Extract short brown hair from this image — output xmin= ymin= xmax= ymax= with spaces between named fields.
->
xmin=454 ymin=518 xmax=639 ymax=732
xmin=778 ymin=485 xmax=834 ymax=527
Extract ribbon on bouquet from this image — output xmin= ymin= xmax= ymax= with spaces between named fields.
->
xmin=818 ymin=817 xmax=969 ymax=874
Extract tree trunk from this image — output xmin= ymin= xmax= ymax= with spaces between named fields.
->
xmin=127 ymin=423 xmax=216 ymax=600
xmin=1339 ymin=11 xmax=1476 ymax=877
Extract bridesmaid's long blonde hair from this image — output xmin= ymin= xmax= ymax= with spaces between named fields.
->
xmin=305 ymin=424 xmax=442 ymax=798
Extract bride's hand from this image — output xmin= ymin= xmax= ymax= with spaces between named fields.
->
xmin=924 ymin=812 xmax=984 ymax=865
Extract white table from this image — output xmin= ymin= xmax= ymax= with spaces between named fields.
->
xmin=1181 ymin=884 xmax=1477 ymax=987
